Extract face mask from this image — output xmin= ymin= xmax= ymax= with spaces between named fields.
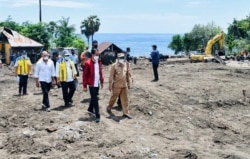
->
xmin=118 ymin=59 xmax=124 ymax=64
xmin=22 ymin=55 xmax=27 ymax=58
xmin=94 ymin=56 xmax=99 ymax=61
xmin=65 ymin=56 xmax=70 ymax=61
xmin=43 ymin=56 xmax=49 ymax=61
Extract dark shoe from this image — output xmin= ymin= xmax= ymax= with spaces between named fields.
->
xmin=69 ymin=100 xmax=73 ymax=104
xmin=64 ymin=104 xmax=69 ymax=107
xmin=23 ymin=93 xmax=28 ymax=95
xmin=64 ymin=103 xmax=72 ymax=107
xmin=95 ymin=118 xmax=100 ymax=123
xmin=106 ymin=107 xmax=112 ymax=114
xmin=123 ymin=114 xmax=132 ymax=119
xmin=151 ymin=79 xmax=158 ymax=82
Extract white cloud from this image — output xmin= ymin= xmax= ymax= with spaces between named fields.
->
xmin=103 ymin=13 xmax=198 ymax=22
xmin=43 ymin=0 xmax=94 ymax=8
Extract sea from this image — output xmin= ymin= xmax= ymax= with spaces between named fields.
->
xmin=81 ymin=33 xmax=175 ymax=57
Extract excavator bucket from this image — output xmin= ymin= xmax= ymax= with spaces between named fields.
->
xmin=213 ymin=55 xmax=226 ymax=65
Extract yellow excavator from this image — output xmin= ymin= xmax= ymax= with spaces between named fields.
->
xmin=190 ymin=31 xmax=225 ymax=63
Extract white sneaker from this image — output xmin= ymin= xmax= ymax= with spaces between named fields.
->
xmin=46 ymin=108 xmax=51 ymax=112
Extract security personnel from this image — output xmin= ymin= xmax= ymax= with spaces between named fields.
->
xmin=106 ymin=52 xmax=132 ymax=119
xmin=14 ymin=51 xmax=32 ymax=95
xmin=56 ymin=50 xmax=77 ymax=107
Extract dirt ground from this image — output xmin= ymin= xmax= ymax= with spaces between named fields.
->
xmin=0 ymin=58 xmax=250 ymax=159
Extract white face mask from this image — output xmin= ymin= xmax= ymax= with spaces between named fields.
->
xmin=65 ymin=56 xmax=70 ymax=61
xmin=118 ymin=59 xmax=124 ymax=64
xmin=94 ymin=56 xmax=99 ymax=61
xmin=22 ymin=55 xmax=27 ymax=58
xmin=43 ymin=56 xmax=49 ymax=61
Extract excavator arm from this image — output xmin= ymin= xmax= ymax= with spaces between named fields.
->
xmin=190 ymin=31 xmax=224 ymax=63
xmin=204 ymin=31 xmax=224 ymax=57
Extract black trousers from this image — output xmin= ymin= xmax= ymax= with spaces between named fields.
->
xmin=75 ymin=64 xmax=79 ymax=77
xmin=61 ymin=81 xmax=76 ymax=105
xmin=152 ymin=63 xmax=159 ymax=80
xmin=18 ymin=75 xmax=28 ymax=94
xmin=40 ymin=81 xmax=52 ymax=108
xmin=88 ymin=86 xmax=100 ymax=119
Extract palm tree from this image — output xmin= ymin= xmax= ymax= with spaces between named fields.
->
xmin=80 ymin=19 xmax=92 ymax=47
xmin=80 ymin=15 xmax=100 ymax=46
xmin=56 ymin=17 xmax=75 ymax=47
xmin=58 ymin=17 xmax=75 ymax=37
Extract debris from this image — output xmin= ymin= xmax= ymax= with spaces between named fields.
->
xmin=46 ymin=127 xmax=57 ymax=133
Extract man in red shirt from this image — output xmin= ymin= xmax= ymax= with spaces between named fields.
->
xmin=82 ymin=48 xmax=104 ymax=123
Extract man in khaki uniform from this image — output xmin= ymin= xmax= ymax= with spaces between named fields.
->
xmin=106 ymin=53 xmax=132 ymax=119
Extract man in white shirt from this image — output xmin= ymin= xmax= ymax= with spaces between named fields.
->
xmin=34 ymin=51 xmax=56 ymax=112
xmin=56 ymin=50 xmax=77 ymax=107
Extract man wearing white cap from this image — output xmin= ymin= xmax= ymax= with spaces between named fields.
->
xmin=56 ymin=50 xmax=77 ymax=107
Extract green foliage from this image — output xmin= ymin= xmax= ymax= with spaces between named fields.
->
xmin=54 ymin=17 xmax=76 ymax=47
xmin=0 ymin=15 xmax=98 ymax=54
xmin=0 ymin=16 xmax=23 ymax=31
xmin=72 ymin=36 xmax=85 ymax=54
xmin=169 ymin=22 xmax=222 ymax=54
xmin=20 ymin=22 xmax=50 ymax=50
xmin=168 ymin=34 xmax=183 ymax=54
xmin=226 ymin=15 xmax=250 ymax=52
xmin=80 ymin=15 xmax=100 ymax=46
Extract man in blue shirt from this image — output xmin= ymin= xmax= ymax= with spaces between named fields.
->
xmin=150 ymin=45 xmax=160 ymax=82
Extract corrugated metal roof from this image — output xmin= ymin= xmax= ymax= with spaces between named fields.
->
xmin=98 ymin=42 xmax=124 ymax=54
xmin=98 ymin=42 xmax=113 ymax=53
xmin=0 ymin=27 xmax=43 ymax=47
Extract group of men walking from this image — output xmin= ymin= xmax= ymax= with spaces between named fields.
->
xmin=13 ymin=42 xmax=160 ymax=123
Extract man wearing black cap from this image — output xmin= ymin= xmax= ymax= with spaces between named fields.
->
xmin=92 ymin=40 xmax=98 ymax=49
xmin=83 ymin=48 xmax=104 ymax=123
xmin=150 ymin=45 xmax=160 ymax=82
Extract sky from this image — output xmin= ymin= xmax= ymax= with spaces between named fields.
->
xmin=0 ymin=0 xmax=249 ymax=34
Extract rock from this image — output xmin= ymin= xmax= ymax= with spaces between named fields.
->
xmin=46 ymin=127 xmax=57 ymax=133
xmin=22 ymin=129 xmax=35 ymax=137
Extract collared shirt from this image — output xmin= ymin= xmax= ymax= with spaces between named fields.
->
xmin=150 ymin=50 xmax=160 ymax=64
xmin=70 ymin=54 xmax=79 ymax=64
xmin=34 ymin=59 xmax=56 ymax=83
xmin=109 ymin=61 xmax=129 ymax=88
xmin=94 ymin=61 xmax=100 ymax=87
xmin=55 ymin=59 xmax=76 ymax=82
xmin=82 ymin=58 xmax=104 ymax=88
